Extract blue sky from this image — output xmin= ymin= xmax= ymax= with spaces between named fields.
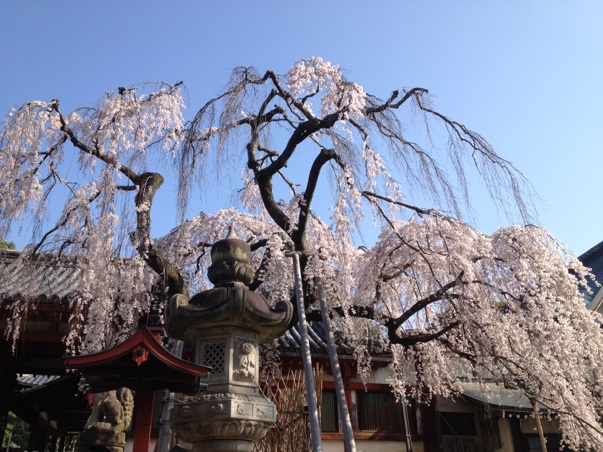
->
xmin=1 ymin=1 xmax=602 ymax=255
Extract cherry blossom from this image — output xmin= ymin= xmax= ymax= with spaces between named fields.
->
xmin=1 ymin=58 xmax=601 ymax=448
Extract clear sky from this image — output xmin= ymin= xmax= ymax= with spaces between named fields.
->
xmin=1 ymin=1 xmax=602 ymax=255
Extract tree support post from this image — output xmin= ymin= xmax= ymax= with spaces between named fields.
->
xmin=402 ymin=400 xmax=413 ymax=451
xmin=530 ymin=398 xmax=547 ymax=452
xmin=156 ymin=339 xmax=184 ymax=452
xmin=317 ymin=277 xmax=356 ymax=452
xmin=288 ymin=252 xmax=323 ymax=452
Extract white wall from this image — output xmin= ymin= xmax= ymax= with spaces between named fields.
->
xmin=322 ymin=439 xmax=424 ymax=452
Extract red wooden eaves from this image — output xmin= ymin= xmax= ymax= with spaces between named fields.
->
xmin=64 ymin=327 xmax=209 ymax=377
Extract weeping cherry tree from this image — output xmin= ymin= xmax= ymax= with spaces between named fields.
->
xmin=1 ymin=57 xmax=602 ymax=449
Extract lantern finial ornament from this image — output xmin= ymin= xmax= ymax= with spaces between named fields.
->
xmin=207 ymin=224 xmax=254 ymax=287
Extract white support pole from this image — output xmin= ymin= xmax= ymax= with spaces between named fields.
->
xmin=402 ymin=400 xmax=413 ymax=451
xmin=316 ymin=277 xmax=356 ymax=452
xmin=288 ymin=252 xmax=323 ymax=452
xmin=5 ymin=431 xmax=12 ymax=452
xmin=531 ymin=398 xmax=548 ymax=452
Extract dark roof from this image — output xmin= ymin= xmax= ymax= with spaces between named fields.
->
xmin=0 ymin=250 xmax=82 ymax=301
xmin=11 ymin=374 xmax=90 ymax=433
xmin=579 ymin=240 xmax=603 ymax=302
xmin=459 ymin=381 xmax=539 ymax=411
xmin=0 ymin=250 xmax=376 ymax=359
xmin=277 ymin=321 xmax=379 ymax=357
xmin=16 ymin=374 xmax=61 ymax=389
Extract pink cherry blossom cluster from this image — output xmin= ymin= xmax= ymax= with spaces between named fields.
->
xmin=285 ymin=57 xmax=366 ymax=119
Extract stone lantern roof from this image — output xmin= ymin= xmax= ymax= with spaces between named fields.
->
xmin=166 ymin=225 xmax=293 ymax=343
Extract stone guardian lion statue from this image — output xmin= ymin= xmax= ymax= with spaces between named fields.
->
xmin=76 ymin=387 xmax=134 ymax=452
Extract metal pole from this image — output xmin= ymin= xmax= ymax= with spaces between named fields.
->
xmin=402 ymin=400 xmax=413 ymax=451
xmin=317 ymin=278 xmax=356 ymax=452
xmin=288 ymin=252 xmax=323 ymax=452
xmin=156 ymin=339 xmax=184 ymax=451
xmin=530 ymin=398 xmax=548 ymax=452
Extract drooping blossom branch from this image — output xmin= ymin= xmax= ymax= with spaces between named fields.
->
xmin=2 ymin=58 xmax=602 ymax=447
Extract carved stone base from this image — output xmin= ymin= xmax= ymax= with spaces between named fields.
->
xmin=76 ymin=427 xmax=126 ymax=452
xmin=172 ymin=393 xmax=275 ymax=449
xmin=192 ymin=438 xmax=254 ymax=452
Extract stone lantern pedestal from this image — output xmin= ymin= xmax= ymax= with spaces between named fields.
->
xmin=166 ymin=226 xmax=293 ymax=452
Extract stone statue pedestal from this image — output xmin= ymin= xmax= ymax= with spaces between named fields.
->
xmin=84 ymin=428 xmax=126 ymax=452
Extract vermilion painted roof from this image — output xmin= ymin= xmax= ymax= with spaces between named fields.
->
xmin=64 ymin=327 xmax=210 ymax=393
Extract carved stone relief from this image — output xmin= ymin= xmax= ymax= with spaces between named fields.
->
xmin=232 ymin=339 xmax=256 ymax=383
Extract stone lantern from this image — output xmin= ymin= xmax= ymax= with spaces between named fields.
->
xmin=166 ymin=226 xmax=293 ymax=452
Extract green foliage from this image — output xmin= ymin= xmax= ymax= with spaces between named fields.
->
xmin=0 ymin=238 xmax=15 ymax=250
xmin=2 ymin=412 xmax=30 ymax=449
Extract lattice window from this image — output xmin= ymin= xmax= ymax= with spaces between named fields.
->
xmin=321 ymin=390 xmax=338 ymax=432
xmin=202 ymin=342 xmax=225 ymax=375
xmin=357 ymin=391 xmax=413 ymax=433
